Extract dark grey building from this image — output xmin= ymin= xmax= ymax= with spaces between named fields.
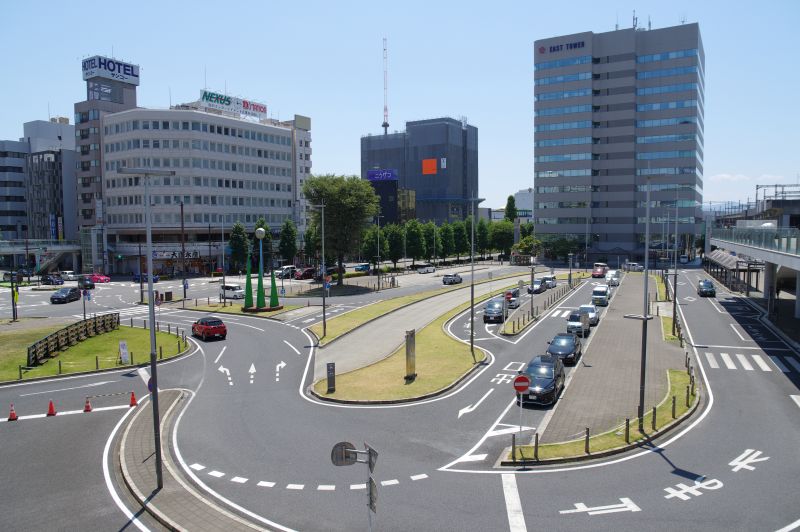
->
xmin=0 ymin=140 xmax=29 ymax=268
xmin=533 ymin=23 xmax=704 ymax=262
xmin=361 ymin=117 xmax=478 ymax=224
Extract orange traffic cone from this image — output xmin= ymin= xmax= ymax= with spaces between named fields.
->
xmin=129 ymin=391 xmax=138 ymax=407
xmin=46 ymin=400 xmax=57 ymax=417
xmin=8 ymin=404 xmax=18 ymax=422
xmin=83 ymin=397 xmax=93 ymax=413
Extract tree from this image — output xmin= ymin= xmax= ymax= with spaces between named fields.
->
xmin=302 ymin=174 xmax=380 ymax=286
xmin=439 ymin=222 xmax=454 ymax=262
xmin=422 ymin=222 xmax=441 ymax=262
xmin=452 ymin=221 xmax=468 ymax=262
xmin=361 ymin=225 xmax=387 ymax=271
xmin=490 ymin=219 xmax=514 ymax=257
xmin=504 ymin=195 xmax=518 ymax=221
xmin=405 ymin=219 xmax=426 ymax=265
xmin=303 ymin=222 xmax=318 ymax=265
xmin=520 ymin=221 xmax=534 ymax=239
xmin=477 ymin=218 xmax=490 ymax=257
xmin=384 ymin=224 xmax=405 ymax=269
xmin=278 ymin=219 xmax=298 ymax=267
xmin=513 ymin=235 xmax=540 ymax=256
xmin=228 ymin=221 xmax=250 ymax=273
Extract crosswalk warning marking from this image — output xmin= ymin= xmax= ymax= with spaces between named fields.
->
xmin=736 ymin=354 xmax=754 ymax=371
xmin=549 ymin=310 xmax=561 ymax=318
xmin=719 ymin=353 xmax=736 ymax=370
xmin=704 ymin=352 xmax=719 ymax=369
xmin=751 ymin=355 xmax=772 ymax=372
xmin=769 ymin=355 xmax=790 ymax=373
xmin=561 ymin=310 xmax=571 ymax=318
xmin=786 ymin=357 xmax=800 ymax=373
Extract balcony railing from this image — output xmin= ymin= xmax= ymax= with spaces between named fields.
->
xmin=712 ymin=227 xmax=800 ymax=256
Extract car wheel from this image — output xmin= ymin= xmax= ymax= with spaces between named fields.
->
xmin=221 ymin=335 xmax=227 ymax=340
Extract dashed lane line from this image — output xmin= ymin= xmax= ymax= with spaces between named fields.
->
xmin=257 ymin=481 xmax=275 ymax=488
xmin=381 ymin=479 xmax=399 ymax=486
xmin=719 ymin=353 xmax=736 ymax=369
xmin=286 ymin=484 xmax=304 ymax=490
xmin=208 ymin=471 xmax=225 ymax=478
xmin=410 ymin=474 xmax=428 ymax=481
xmin=751 ymin=354 xmax=772 ymax=372
xmin=231 ymin=477 xmax=248 ymax=484
xmin=190 ymin=464 xmax=206 ymax=471
xmin=317 ymin=485 xmax=335 ymax=491
xmin=704 ymin=352 xmax=719 ymax=369
xmin=350 ymin=484 xmax=366 ymax=490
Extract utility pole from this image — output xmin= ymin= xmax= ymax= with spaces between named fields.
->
xmin=375 ymin=215 xmax=383 ymax=291
xmin=221 ymin=222 xmax=226 ymax=306
xmin=138 ymin=242 xmax=143 ymax=304
xmin=180 ymin=201 xmax=186 ymax=301
xmin=208 ymin=223 xmax=212 ymax=275
xmin=672 ymin=191 xmax=679 ymax=336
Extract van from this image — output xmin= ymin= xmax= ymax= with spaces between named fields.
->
xmin=591 ymin=285 xmax=611 ymax=306
xmin=541 ymin=275 xmax=557 ymax=289
xmin=60 ymin=270 xmax=78 ymax=281
xmin=566 ymin=311 xmax=590 ymax=337
xmin=219 ymin=284 xmax=245 ymax=299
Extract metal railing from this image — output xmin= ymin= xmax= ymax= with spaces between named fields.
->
xmin=712 ymin=227 xmax=800 ymax=256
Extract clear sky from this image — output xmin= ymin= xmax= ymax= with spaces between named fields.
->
xmin=1 ymin=0 xmax=798 ymax=210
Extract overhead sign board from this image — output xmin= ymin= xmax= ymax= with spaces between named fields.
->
xmin=199 ymin=90 xmax=268 ymax=119
xmin=82 ymin=55 xmax=140 ymax=85
xmin=367 ymin=169 xmax=398 ymax=181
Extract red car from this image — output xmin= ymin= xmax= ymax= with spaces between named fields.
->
xmin=295 ymin=267 xmax=316 ymax=280
xmin=88 ymin=272 xmax=110 ymax=283
xmin=192 ymin=316 xmax=227 ymax=341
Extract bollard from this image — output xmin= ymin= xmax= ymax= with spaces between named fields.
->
xmin=177 ymin=339 xmax=180 ymax=353
xmin=686 ymin=385 xmax=690 ymax=407
xmin=18 ymin=365 xmax=22 ymax=380
xmin=159 ymin=345 xmax=163 ymax=360
xmin=96 ymin=355 xmax=99 ymax=370
xmin=672 ymin=395 xmax=676 ymax=419
xmin=156 ymin=322 xmax=160 ymax=332
xmin=143 ymin=320 xmax=146 ymax=329
xmin=168 ymin=324 xmax=171 ymax=334
xmin=534 ymin=432 xmax=539 ymax=461
xmin=625 ymin=417 xmax=630 ymax=443
xmin=584 ymin=427 xmax=590 ymax=454
xmin=130 ymin=318 xmax=133 ymax=328
xmin=58 ymin=360 xmax=62 ymax=375
xmin=652 ymin=406 xmax=657 ymax=431
xmin=512 ymin=433 xmax=516 ymax=463
xmin=195 ymin=298 xmax=197 ymax=307
xmin=130 ymin=352 xmax=134 ymax=365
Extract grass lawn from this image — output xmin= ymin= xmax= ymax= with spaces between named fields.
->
xmin=309 ymin=271 xmax=532 ymax=345
xmin=313 ymin=298 xmax=487 ymax=401
xmin=512 ymin=369 xmax=696 ymax=461
xmin=651 ymin=273 xmax=668 ymax=301
xmin=661 ymin=316 xmax=680 ymax=343
xmin=188 ymin=302 xmax=300 ymax=318
xmin=1 ymin=326 xmax=186 ymax=382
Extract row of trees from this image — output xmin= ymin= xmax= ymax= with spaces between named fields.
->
xmin=227 ymin=217 xmax=298 ymax=273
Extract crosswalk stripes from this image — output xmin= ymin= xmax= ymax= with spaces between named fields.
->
xmin=704 ymin=351 xmax=800 ymax=373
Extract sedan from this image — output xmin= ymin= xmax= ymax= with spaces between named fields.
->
xmin=697 ymin=280 xmax=716 ymax=297
xmin=528 ymin=280 xmax=545 ymax=294
xmin=506 ymin=288 xmax=520 ymax=309
xmin=41 ymin=274 xmax=64 ymax=285
xmin=88 ymin=273 xmax=110 ymax=283
xmin=354 ymin=263 xmax=370 ymax=272
xmin=50 ymin=287 xmax=81 ymax=304
xmin=578 ymin=304 xmax=599 ymax=326
xmin=295 ymin=267 xmax=316 ymax=280
xmin=546 ymin=333 xmax=582 ymax=365
xmin=483 ymin=299 xmax=505 ymax=323
xmin=417 ymin=264 xmax=436 ymax=274
xmin=132 ymin=273 xmax=160 ymax=283
xmin=517 ymin=355 xmax=565 ymax=406
xmin=442 ymin=273 xmax=462 ymax=285
xmin=192 ymin=316 xmax=227 ymax=341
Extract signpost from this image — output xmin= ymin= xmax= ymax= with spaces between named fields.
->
xmin=326 ymin=362 xmax=336 ymax=393
xmin=119 ymin=340 xmax=129 ymax=365
xmin=331 ymin=441 xmax=379 ymax=531
xmin=513 ymin=374 xmax=531 ymax=433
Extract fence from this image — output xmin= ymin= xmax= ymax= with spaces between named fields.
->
xmin=27 ymin=313 xmax=120 ymax=366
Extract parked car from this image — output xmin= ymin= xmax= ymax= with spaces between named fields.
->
xmin=578 ymin=304 xmax=599 ymax=326
xmin=41 ymin=274 xmax=64 ymax=285
xmin=679 ymin=254 xmax=689 ymax=264
xmin=132 ymin=272 xmax=159 ymax=283
xmin=50 ymin=287 xmax=81 ymax=304
xmin=219 ymin=284 xmax=245 ymax=299
xmin=546 ymin=333 xmax=582 ymax=364
xmin=77 ymin=276 xmax=95 ymax=290
xmin=277 ymin=265 xmax=297 ymax=279
xmin=517 ymin=355 xmax=565 ymax=406
xmin=354 ymin=263 xmax=371 ymax=272
xmin=591 ymin=285 xmax=612 ymax=306
xmin=566 ymin=310 xmax=591 ymax=337
xmin=417 ymin=263 xmax=436 ymax=274
xmin=442 ymin=273 xmax=463 ymax=285
xmin=3 ymin=270 xmax=30 ymax=282
xmin=528 ymin=279 xmax=545 ymax=294
xmin=60 ymin=270 xmax=79 ymax=281
xmin=697 ymin=279 xmax=716 ymax=297
xmin=314 ymin=265 xmax=344 ymax=282
xmin=295 ymin=267 xmax=316 ymax=280
xmin=605 ymin=269 xmax=621 ymax=286
xmin=506 ymin=288 xmax=521 ymax=309
xmin=483 ymin=298 xmax=505 ymax=323
xmin=88 ymin=272 xmax=110 ymax=283
xmin=624 ymin=262 xmax=644 ymax=272
xmin=191 ymin=316 xmax=227 ymax=341
xmin=541 ymin=275 xmax=557 ymax=289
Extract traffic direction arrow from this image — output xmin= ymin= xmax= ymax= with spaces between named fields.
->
xmin=275 ymin=361 xmax=286 ymax=382
xmin=249 ymin=363 xmax=256 ymax=384
xmin=458 ymin=389 xmax=494 ymax=418
xmin=560 ymin=498 xmax=641 ymax=516
xmin=218 ymin=365 xmax=232 ymax=386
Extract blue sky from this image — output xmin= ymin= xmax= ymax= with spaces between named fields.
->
xmin=1 ymin=0 xmax=798 ymax=209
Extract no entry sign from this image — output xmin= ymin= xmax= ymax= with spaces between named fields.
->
xmin=513 ymin=374 xmax=531 ymax=393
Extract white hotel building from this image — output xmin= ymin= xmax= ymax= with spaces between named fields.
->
xmin=100 ymin=100 xmax=311 ymax=275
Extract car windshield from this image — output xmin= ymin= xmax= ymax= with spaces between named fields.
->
xmin=552 ymin=336 xmax=574 ymax=346
xmin=487 ymin=302 xmax=502 ymax=309
xmin=205 ymin=319 xmax=223 ymax=326
xmin=56 ymin=288 xmax=70 ymax=294
xmin=699 ymin=281 xmax=712 ymax=288
xmin=568 ymin=313 xmax=582 ymax=321
xmin=526 ymin=363 xmax=554 ymax=379
xmin=579 ymin=305 xmax=594 ymax=313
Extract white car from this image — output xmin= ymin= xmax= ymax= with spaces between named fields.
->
xmin=605 ymin=270 xmax=620 ymax=286
xmin=578 ymin=304 xmax=599 ymax=325
xmin=442 ymin=273 xmax=462 ymax=285
xmin=541 ymin=275 xmax=557 ymax=289
xmin=219 ymin=284 xmax=245 ymax=299
xmin=417 ymin=264 xmax=436 ymax=274
xmin=60 ymin=270 xmax=79 ymax=281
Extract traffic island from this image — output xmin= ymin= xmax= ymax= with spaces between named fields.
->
xmin=187 ymin=302 xmax=298 ymax=318
xmin=242 ymin=305 xmax=284 ymax=313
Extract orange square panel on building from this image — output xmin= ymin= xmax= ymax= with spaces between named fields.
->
xmin=421 ymin=158 xmax=437 ymax=175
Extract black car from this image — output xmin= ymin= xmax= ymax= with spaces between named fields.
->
xmin=483 ymin=299 xmax=505 ymax=323
xmin=41 ymin=274 xmax=64 ymax=285
xmin=697 ymin=280 xmax=716 ymax=297
xmin=50 ymin=287 xmax=81 ymax=304
xmin=546 ymin=333 xmax=582 ymax=365
xmin=77 ymin=276 xmax=95 ymax=290
xmin=518 ymin=355 xmax=565 ymax=405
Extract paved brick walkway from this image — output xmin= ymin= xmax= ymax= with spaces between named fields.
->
xmin=540 ymin=272 xmax=686 ymax=443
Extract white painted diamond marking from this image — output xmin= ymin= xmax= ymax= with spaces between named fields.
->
xmin=189 ymin=463 xmax=206 ymax=471
xmin=208 ymin=470 xmax=225 ymax=478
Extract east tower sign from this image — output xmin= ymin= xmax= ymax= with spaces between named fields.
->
xmin=199 ymin=90 xmax=268 ymax=120
xmin=82 ymin=55 xmax=140 ymax=85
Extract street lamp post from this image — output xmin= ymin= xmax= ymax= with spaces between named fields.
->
xmin=180 ymin=201 xmax=186 ymax=302
xmin=375 ymin=215 xmax=383 ymax=291
xmin=672 ymin=191 xmax=679 ymax=335
xmin=119 ymin=167 xmax=175 ymax=490
xmin=255 ymin=227 xmax=266 ymax=309
xmin=138 ymin=242 xmax=144 ymax=304
xmin=313 ymin=202 xmax=327 ymax=337
xmin=469 ymin=197 xmax=485 ymax=361
xmin=568 ymin=252 xmax=574 ymax=287
xmin=221 ymin=222 xmax=226 ymax=307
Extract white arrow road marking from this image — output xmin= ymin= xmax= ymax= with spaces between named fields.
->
xmin=458 ymin=389 xmax=494 ymax=418
xmin=560 ymin=497 xmax=641 ymax=515
xmin=502 ymin=474 xmax=527 ymax=531
xmin=218 ymin=365 xmax=233 ymax=386
xmin=20 ymin=380 xmax=113 ymax=397
xmin=283 ymin=340 xmax=300 ymax=355
xmin=729 ymin=449 xmax=769 ymax=472
xmin=275 ymin=361 xmax=286 ymax=382
xmin=249 ymin=363 xmax=256 ymax=384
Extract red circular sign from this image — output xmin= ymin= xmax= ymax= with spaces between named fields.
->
xmin=505 ymin=291 xmax=513 ymax=300
xmin=513 ymin=374 xmax=531 ymax=393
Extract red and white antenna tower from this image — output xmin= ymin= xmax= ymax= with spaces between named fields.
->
xmin=382 ymin=37 xmax=389 ymax=135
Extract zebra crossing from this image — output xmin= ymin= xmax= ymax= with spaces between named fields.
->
xmin=71 ymin=306 xmax=182 ymax=320
xmin=704 ymin=351 xmax=800 ymax=373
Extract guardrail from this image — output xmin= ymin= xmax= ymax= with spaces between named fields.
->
xmin=712 ymin=227 xmax=800 ymax=255
xmin=26 ymin=313 xmax=120 ymax=366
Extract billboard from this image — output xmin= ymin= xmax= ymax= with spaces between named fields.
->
xmin=422 ymin=158 xmax=437 ymax=175
xmin=367 ymin=169 xmax=398 ymax=181
xmin=199 ymin=90 xmax=268 ymax=119
xmin=82 ymin=55 xmax=140 ymax=85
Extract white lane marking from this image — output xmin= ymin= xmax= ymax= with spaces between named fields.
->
xmin=719 ymin=353 xmax=736 ymax=370
xmin=283 ymin=340 xmax=300 ymax=355
xmin=770 ymin=356 xmax=791 ymax=373
xmin=729 ymin=323 xmax=749 ymax=342
xmin=502 ymin=474 xmax=527 ymax=532
xmin=790 ymin=396 xmax=800 ymax=409
xmin=549 ymin=310 xmax=561 ymax=318
xmin=213 ymin=346 xmax=227 ymax=364
xmin=786 ymin=357 xmax=800 ymax=373
xmin=137 ymin=367 xmax=150 ymax=386
xmin=458 ymin=389 xmax=494 ymax=418
xmin=302 ymin=318 xmax=314 ymax=323
xmin=381 ymin=479 xmax=399 ymax=486
xmin=20 ymin=380 xmax=114 ymax=397
xmin=704 ymin=345 xmax=792 ymax=351
xmin=704 ymin=352 xmax=719 ymax=369
xmin=410 ymin=474 xmax=428 ymax=481
xmin=190 ymin=463 xmax=206 ymax=471
xmin=208 ymin=470 xmax=225 ymax=478
xmin=317 ymin=485 xmax=335 ymax=491
xmin=751 ymin=354 xmax=771 ymax=372
xmin=350 ymin=484 xmax=366 ymax=490
xmin=456 ymin=454 xmax=487 ymax=463
xmin=777 ymin=517 xmax=800 ymax=532
xmin=257 ymin=481 xmax=275 ymax=488
xmin=286 ymin=484 xmax=304 ymax=490
xmin=561 ymin=310 xmax=570 ymax=318
xmin=231 ymin=477 xmax=248 ymax=484
xmin=736 ymin=354 xmax=754 ymax=371
xmin=488 ymin=426 xmax=536 ymax=437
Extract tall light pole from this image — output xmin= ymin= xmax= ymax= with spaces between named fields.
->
xmin=313 ymin=202 xmax=327 ymax=337
xmin=221 ymin=222 xmax=226 ymax=306
xmin=375 ymin=215 xmax=383 ymax=291
xmin=180 ymin=201 xmax=186 ymax=302
xmin=119 ymin=167 xmax=175 ymax=490
xmin=672 ymin=190 xmax=679 ymax=335
xmin=469 ymin=197 xmax=485 ymax=361
xmin=568 ymin=252 xmax=574 ymax=287
xmin=255 ymin=227 xmax=266 ymax=309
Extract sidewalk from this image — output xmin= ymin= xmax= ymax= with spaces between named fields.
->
xmin=119 ymin=390 xmax=264 ymax=531
xmin=540 ymin=273 xmax=686 ymax=444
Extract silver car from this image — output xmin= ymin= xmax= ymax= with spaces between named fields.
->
xmin=578 ymin=304 xmax=599 ymax=326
